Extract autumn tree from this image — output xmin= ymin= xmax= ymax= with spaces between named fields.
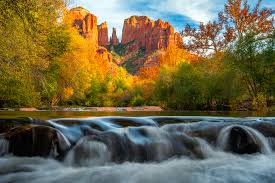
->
xmin=223 ymin=0 xmax=274 ymax=111
xmin=183 ymin=14 xmax=234 ymax=56
xmin=183 ymin=0 xmax=274 ymax=56
xmin=224 ymin=0 xmax=274 ymax=37
xmin=0 ymin=0 xmax=67 ymax=107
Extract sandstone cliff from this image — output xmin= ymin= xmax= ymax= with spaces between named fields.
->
xmin=70 ymin=7 xmax=112 ymax=63
xmin=69 ymin=8 xmax=185 ymax=74
xmin=110 ymin=28 xmax=119 ymax=46
xmin=70 ymin=7 xmax=98 ymax=49
xmin=121 ymin=16 xmax=183 ymax=54
xmin=98 ymin=22 xmax=109 ymax=46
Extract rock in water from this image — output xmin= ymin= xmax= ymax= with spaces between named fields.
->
xmin=217 ymin=125 xmax=272 ymax=154
xmin=3 ymin=125 xmax=71 ymax=158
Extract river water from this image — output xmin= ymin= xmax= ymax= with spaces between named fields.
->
xmin=0 ymin=110 xmax=274 ymax=119
xmin=0 ymin=114 xmax=275 ymax=183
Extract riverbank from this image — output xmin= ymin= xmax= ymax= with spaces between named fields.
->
xmin=0 ymin=106 xmax=163 ymax=112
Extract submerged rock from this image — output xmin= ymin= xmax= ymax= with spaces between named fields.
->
xmin=217 ymin=125 xmax=271 ymax=154
xmin=0 ymin=116 xmax=275 ymax=163
xmin=2 ymin=125 xmax=70 ymax=158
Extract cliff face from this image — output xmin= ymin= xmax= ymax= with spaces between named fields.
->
xmin=70 ymin=7 xmax=98 ymax=48
xmin=70 ymin=7 xmax=113 ymax=63
xmin=121 ymin=16 xmax=182 ymax=54
xmin=98 ymin=22 xmax=109 ymax=46
xmin=110 ymin=28 xmax=119 ymax=46
xmin=69 ymin=8 xmax=184 ymax=74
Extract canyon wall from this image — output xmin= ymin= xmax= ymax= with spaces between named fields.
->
xmin=70 ymin=7 xmax=112 ymax=63
xmin=98 ymin=22 xmax=109 ymax=46
xmin=121 ymin=16 xmax=183 ymax=53
xmin=70 ymin=7 xmax=98 ymax=49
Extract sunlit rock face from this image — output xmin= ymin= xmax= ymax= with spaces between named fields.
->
xmin=98 ymin=22 xmax=109 ymax=46
xmin=96 ymin=47 xmax=113 ymax=62
xmin=69 ymin=7 xmax=113 ymax=62
xmin=121 ymin=16 xmax=183 ymax=54
xmin=70 ymin=7 xmax=98 ymax=49
xmin=110 ymin=28 xmax=119 ymax=46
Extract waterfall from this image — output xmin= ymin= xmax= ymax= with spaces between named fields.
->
xmin=195 ymin=138 xmax=215 ymax=158
xmin=64 ymin=136 xmax=110 ymax=167
xmin=217 ymin=125 xmax=272 ymax=154
xmin=0 ymin=137 xmax=9 ymax=156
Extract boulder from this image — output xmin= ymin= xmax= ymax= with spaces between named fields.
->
xmin=4 ymin=125 xmax=71 ymax=158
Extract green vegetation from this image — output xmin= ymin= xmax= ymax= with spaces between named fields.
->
xmin=155 ymin=0 xmax=274 ymax=112
xmin=108 ymin=41 xmax=146 ymax=74
xmin=122 ymin=48 xmax=146 ymax=74
xmin=0 ymin=0 xmax=273 ymax=112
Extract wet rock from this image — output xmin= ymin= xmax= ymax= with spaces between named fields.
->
xmin=228 ymin=126 xmax=260 ymax=154
xmin=3 ymin=125 xmax=70 ymax=158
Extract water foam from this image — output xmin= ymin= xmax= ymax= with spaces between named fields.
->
xmin=0 ymin=137 xmax=9 ymax=156
xmin=64 ymin=137 xmax=110 ymax=167
xmin=1 ymin=153 xmax=275 ymax=183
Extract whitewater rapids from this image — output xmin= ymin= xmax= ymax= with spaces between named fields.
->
xmin=1 ymin=152 xmax=275 ymax=183
xmin=0 ymin=116 xmax=275 ymax=183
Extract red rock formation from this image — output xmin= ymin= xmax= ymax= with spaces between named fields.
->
xmin=174 ymin=32 xmax=184 ymax=48
xmin=98 ymin=22 xmax=109 ymax=46
xmin=70 ymin=7 xmax=113 ymax=63
xmin=70 ymin=7 xmax=98 ymax=48
xmin=110 ymin=28 xmax=119 ymax=45
xmin=96 ymin=47 xmax=113 ymax=62
xmin=121 ymin=16 xmax=183 ymax=53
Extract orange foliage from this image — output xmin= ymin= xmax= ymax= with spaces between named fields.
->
xmin=137 ymin=45 xmax=199 ymax=81
xmin=225 ymin=0 xmax=274 ymax=36
xmin=138 ymin=66 xmax=160 ymax=81
xmin=183 ymin=0 xmax=274 ymax=56
xmin=183 ymin=14 xmax=233 ymax=56
xmin=160 ymin=46 xmax=199 ymax=67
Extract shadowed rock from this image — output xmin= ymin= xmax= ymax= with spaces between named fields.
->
xmin=3 ymin=125 xmax=70 ymax=158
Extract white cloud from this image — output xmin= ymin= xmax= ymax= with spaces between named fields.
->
xmin=156 ymin=0 xmax=222 ymax=23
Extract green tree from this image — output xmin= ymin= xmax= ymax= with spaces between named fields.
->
xmin=226 ymin=31 xmax=275 ymax=110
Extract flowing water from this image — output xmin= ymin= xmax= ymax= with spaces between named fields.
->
xmin=0 ymin=115 xmax=275 ymax=183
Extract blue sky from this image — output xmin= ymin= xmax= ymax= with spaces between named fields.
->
xmin=71 ymin=0 xmax=274 ymax=38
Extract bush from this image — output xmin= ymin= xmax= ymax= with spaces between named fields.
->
xmin=130 ymin=95 xmax=145 ymax=107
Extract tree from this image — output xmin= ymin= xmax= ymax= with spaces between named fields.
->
xmin=183 ymin=0 xmax=274 ymax=56
xmin=0 ymin=0 xmax=66 ymax=107
xmin=224 ymin=0 xmax=274 ymax=37
xmin=183 ymin=13 xmax=234 ymax=56
xmin=226 ymin=31 xmax=274 ymax=99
